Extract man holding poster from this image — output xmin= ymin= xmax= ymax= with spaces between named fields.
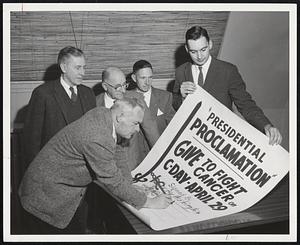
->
xmin=123 ymin=26 xmax=288 ymax=231
xmin=172 ymin=26 xmax=282 ymax=146
xmin=127 ymin=88 xmax=289 ymax=231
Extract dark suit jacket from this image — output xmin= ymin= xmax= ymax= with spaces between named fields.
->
xmin=18 ymin=107 xmax=147 ymax=229
xmin=172 ymin=58 xmax=271 ymax=132
xmin=127 ymin=87 xmax=176 ymax=169
xmin=23 ymin=79 xmax=96 ymax=165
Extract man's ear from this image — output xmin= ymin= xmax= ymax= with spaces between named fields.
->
xmin=185 ymin=44 xmax=189 ymax=53
xmin=116 ymin=114 xmax=120 ymax=123
xmin=209 ymin=40 xmax=213 ymax=50
xmin=102 ymin=82 xmax=107 ymax=91
xmin=131 ymin=73 xmax=137 ymax=83
xmin=116 ymin=113 xmax=124 ymax=123
xmin=60 ymin=62 xmax=66 ymax=73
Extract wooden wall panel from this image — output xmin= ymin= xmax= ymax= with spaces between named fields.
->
xmin=10 ymin=11 xmax=229 ymax=82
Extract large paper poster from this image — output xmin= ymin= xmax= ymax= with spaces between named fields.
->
xmin=122 ymin=87 xmax=289 ymax=231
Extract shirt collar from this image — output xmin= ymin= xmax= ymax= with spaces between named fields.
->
xmin=202 ymin=55 xmax=212 ymax=71
xmin=192 ymin=55 xmax=212 ymax=85
xmin=142 ymin=87 xmax=152 ymax=107
xmin=60 ymin=76 xmax=77 ymax=95
xmin=193 ymin=55 xmax=212 ymax=71
xmin=104 ymin=92 xmax=115 ymax=109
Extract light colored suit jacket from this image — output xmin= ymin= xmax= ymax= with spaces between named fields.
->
xmin=96 ymin=91 xmax=160 ymax=147
xmin=172 ymin=58 xmax=271 ymax=132
xmin=127 ymin=87 xmax=176 ymax=169
xmin=18 ymin=107 xmax=147 ymax=229
xmin=148 ymin=87 xmax=176 ymax=135
xmin=96 ymin=89 xmax=175 ymax=170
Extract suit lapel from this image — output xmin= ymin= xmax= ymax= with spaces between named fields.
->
xmin=184 ymin=62 xmax=194 ymax=82
xmin=53 ymin=79 xmax=70 ymax=124
xmin=77 ymin=85 xmax=89 ymax=112
xmin=149 ymin=87 xmax=159 ymax=117
xmin=96 ymin=93 xmax=105 ymax=107
xmin=203 ymin=57 xmax=217 ymax=92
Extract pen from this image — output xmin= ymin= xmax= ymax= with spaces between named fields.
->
xmin=150 ymin=172 xmax=166 ymax=194
xmin=150 ymin=172 xmax=175 ymax=204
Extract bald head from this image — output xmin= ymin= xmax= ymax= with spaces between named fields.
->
xmin=102 ymin=67 xmax=124 ymax=83
xmin=102 ymin=67 xmax=127 ymax=99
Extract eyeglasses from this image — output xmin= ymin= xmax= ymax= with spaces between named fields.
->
xmin=105 ymin=82 xmax=129 ymax=90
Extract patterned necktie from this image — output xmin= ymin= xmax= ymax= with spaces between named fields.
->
xmin=197 ymin=66 xmax=204 ymax=87
xmin=69 ymin=86 xmax=77 ymax=102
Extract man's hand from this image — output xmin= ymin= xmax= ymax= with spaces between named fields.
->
xmin=133 ymin=184 xmax=145 ymax=193
xmin=264 ymin=124 xmax=282 ymax=145
xmin=180 ymin=81 xmax=196 ymax=98
xmin=143 ymin=194 xmax=173 ymax=209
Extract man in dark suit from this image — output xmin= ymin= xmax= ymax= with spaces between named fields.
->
xmin=21 ymin=46 xmax=96 ymax=233
xmin=172 ymin=26 xmax=282 ymax=145
xmin=129 ymin=60 xmax=176 ymax=169
xmin=18 ymin=97 xmax=172 ymax=234
xmin=23 ymin=46 xmax=96 ymax=165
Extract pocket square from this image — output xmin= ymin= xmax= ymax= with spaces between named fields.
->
xmin=157 ymin=108 xmax=164 ymax=116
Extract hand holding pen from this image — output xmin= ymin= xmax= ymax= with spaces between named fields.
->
xmin=144 ymin=172 xmax=175 ymax=208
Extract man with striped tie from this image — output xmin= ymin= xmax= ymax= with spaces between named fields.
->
xmin=172 ymin=25 xmax=282 ymax=145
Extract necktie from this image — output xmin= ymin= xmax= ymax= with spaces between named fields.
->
xmin=197 ymin=66 xmax=204 ymax=87
xmin=143 ymin=93 xmax=149 ymax=107
xmin=69 ymin=86 xmax=77 ymax=102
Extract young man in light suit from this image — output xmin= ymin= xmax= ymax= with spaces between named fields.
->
xmin=18 ymin=97 xmax=171 ymax=234
xmin=172 ymin=25 xmax=282 ymax=145
xmin=129 ymin=60 xmax=176 ymax=169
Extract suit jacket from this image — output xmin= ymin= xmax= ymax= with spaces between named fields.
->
xmin=23 ymin=79 xmax=96 ymax=165
xmin=172 ymin=58 xmax=271 ymax=132
xmin=18 ymin=107 xmax=147 ymax=229
xmin=128 ymin=87 xmax=176 ymax=169
xmin=96 ymin=91 xmax=160 ymax=147
xmin=149 ymin=87 xmax=176 ymax=134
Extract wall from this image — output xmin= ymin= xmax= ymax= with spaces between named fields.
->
xmin=10 ymin=11 xmax=229 ymax=130
xmin=10 ymin=11 xmax=228 ymax=81
xmin=218 ymin=12 xmax=289 ymax=151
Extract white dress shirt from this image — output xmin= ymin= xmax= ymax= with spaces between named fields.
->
xmin=191 ymin=55 xmax=212 ymax=85
xmin=103 ymin=92 xmax=117 ymax=142
xmin=60 ymin=77 xmax=77 ymax=98
xmin=142 ymin=88 xmax=152 ymax=108
xmin=104 ymin=92 xmax=115 ymax=109
xmin=112 ymin=123 xmax=117 ymax=143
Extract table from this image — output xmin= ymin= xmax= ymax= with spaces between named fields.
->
xmin=118 ymin=175 xmax=289 ymax=234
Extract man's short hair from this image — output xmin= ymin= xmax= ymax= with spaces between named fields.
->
xmin=102 ymin=69 xmax=109 ymax=83
xmin=185 ymin=26 xmax=210 ymax=44
xmin=112 ymin=97 xmax=145 ymax=112
xmin=133 ymin=60 xmax=153 ymax=74
xmin=57 ymin=46 xmax=84 ymax=65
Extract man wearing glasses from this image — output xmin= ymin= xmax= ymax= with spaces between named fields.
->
xmin=99 ymin=67 xmax=129 ymax=108
xmin=92 ymin=67 xmax=160 ymax=233
xmin=96 ymin=67 xmax=160 ymax=147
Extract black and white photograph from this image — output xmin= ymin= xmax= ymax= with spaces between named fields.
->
xmin=3 ymin=2 xmax=297 ymax=243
